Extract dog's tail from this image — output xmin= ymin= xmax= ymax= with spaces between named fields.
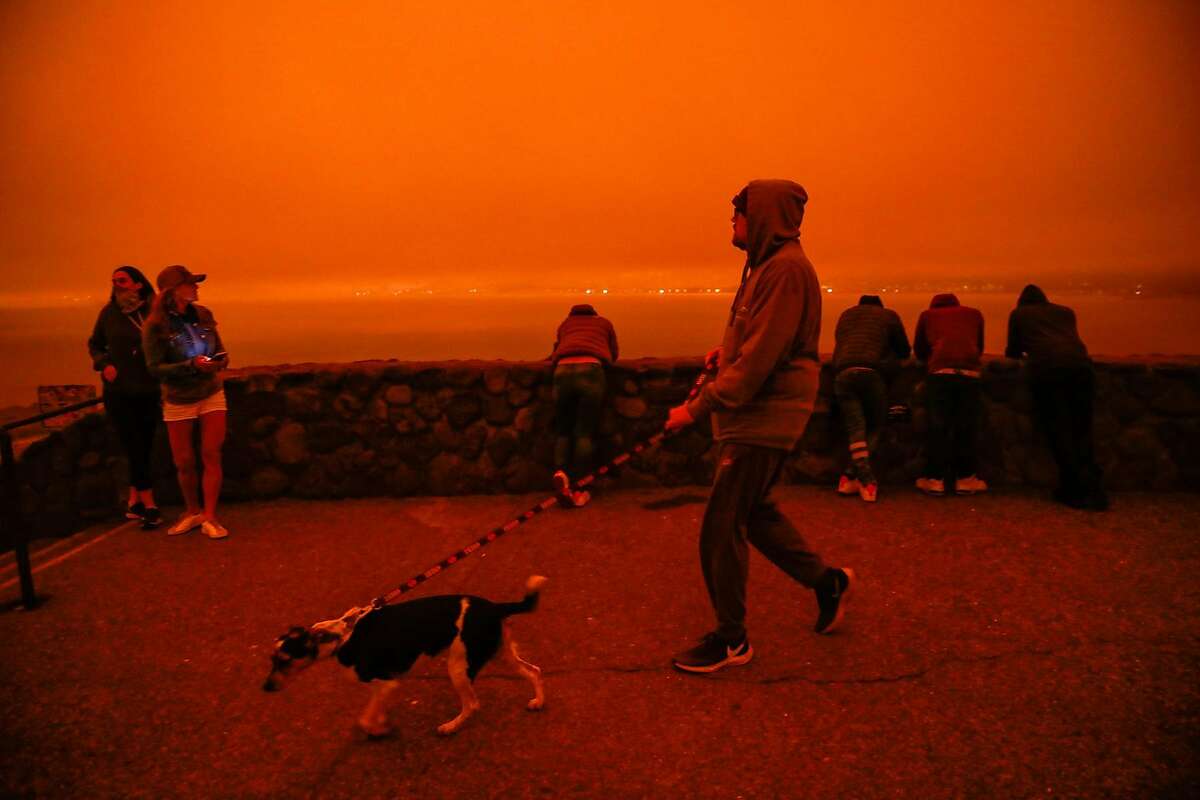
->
xmin=495 ymin=575 xmax=548 ymax=618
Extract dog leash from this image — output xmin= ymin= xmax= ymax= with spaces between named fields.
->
xmin=321 ymin=358 xmax=719 ymax=632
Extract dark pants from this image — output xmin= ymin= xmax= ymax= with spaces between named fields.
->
xmin=701 ymin=443 xmax=828 ymax=642
xmin=104 ymin=391 xmax=161 ymax=490
xmin=834 ymin=367 xmax=886 ymax=472
xmin=1031 ymin=367 xmax=1103 ymax=500
xmin=924 ymin=374 xmax=982 ymax=482
xmin=553 ymin=363 xmax=606 ymax=476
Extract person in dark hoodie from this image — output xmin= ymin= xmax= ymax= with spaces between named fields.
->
xmin=87 ymin=266 xmax=163 ymax=529
xmin=1006 ymin=284 xmax=1107 ymax=510
xmin=913 ymin=293 xmax=987 ymax=496
xmin=548 ymin=303 xmax=619 ymax=508
xmin=832 ymin=295 xmax=911 ymax=502
xmin=665 ymin=179 xmax=855 ymax=673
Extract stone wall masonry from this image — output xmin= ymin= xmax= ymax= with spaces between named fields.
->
xmin=12 ymin=356 xmax=1200 ymax=540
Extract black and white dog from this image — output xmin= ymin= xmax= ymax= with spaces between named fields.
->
xmin=263 ymin=576 xmax=547 ymax=736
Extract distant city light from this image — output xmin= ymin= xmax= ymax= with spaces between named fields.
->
xmin=602 ymin=288 xmax=609 ymax=294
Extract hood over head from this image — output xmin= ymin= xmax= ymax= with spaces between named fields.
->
xmin=1017 ymin=284 xmax=1049 ymax=306
xmin=858 ymin=295 xmax=883 ymax=307
xmin=568 ymin=304 xmax=597 ymax=316
xmin=930 ymin=293 xmax=960 ymax=309
xmin=734 ymin=179 xmax=808 ymax=268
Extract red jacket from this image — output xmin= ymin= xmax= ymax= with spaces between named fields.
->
xmin=913 ymin=294 xmax=984 ymax=374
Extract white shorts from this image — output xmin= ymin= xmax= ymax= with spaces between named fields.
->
xmin=162 ymin=389 xmax=228 ymax=422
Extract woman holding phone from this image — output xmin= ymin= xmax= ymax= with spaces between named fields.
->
xmin=143 ymin=265 xmax=231 ymax=539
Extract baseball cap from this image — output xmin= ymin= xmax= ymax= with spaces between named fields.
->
xmin=156 ymin=265 xmax=207 ymax=291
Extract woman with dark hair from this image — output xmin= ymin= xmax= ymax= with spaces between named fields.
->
xmin=88 ymin=266 xmax=163 ymax=528
xmin=143 ymin=265 xmax=231 ymax=539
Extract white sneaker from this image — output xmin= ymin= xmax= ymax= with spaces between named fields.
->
xmin=571 ymin=490 xmax=591 ymax=508
xmin=168 ymin=512 xmax=205 ymax=536
xmin=201 ymin=520 xmax=229 ymax=539
xmin=836 ymin=474 xmax=860 ymax=495
xmin=915 ymin=477 xmax=945 ymax=496
xmin=955 ymin=475 xmax=989 ymax=495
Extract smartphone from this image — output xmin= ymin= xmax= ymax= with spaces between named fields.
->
xmin=207 ymin=351 xmax=227 ymax=360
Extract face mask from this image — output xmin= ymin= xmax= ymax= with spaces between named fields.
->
xmin=115 ymin=286 xmax=143 ymax=313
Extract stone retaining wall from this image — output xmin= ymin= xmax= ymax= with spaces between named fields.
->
xmin=11 ymin=356 xmax=1200 ymax=540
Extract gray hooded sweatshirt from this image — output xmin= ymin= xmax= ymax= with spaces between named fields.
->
xmin=686 ymin=179 xmax=822 ymax=450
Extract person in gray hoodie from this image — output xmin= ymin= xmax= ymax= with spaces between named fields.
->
xmin=831 ymin=295 xmax=911 ymax=502
xmin=1006 ymin=284 xmax=1107 ymax=510
xmin=665 ymin=179 xmax=855 ymax=673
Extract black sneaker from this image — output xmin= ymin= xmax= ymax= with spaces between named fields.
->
xmin=126 ymin=501 xmax=146 ymax=520
xmin=814 ymin=568 xmax=855 ymax=635
xmin=671 ymin=632 xmax=753 ymax=673
xmin=141 ymin=507 xmax=162 ymax=530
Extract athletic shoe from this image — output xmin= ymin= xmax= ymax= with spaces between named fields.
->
xmin=915 ymin=477 xmax=945 ymax=496
xmin=201 ymin=520 xmax=229 ymax=539
xmin=837 ymin=474 xmax=860 ymax=495
xmin=570 ymin=490 xmax=591 ymax=508
xmin=672 ymin=633 xmax=754 ymax=673
xmin=955 ymin=475 xmax=988 ymax=495
xmin=168 ymin=512 xmax=205 ymax=536
xmin=141 ymin=507 xmax=162 ymax=530
xmin=126 ymin=502 xmax=146 ymax=520
xmin=858 ymin=482 xmax=878 ymax=503
xmin=814 ymin=568 xmax=855 ymax=634
xmin=552 ymin=470 xmax=574 ymax=508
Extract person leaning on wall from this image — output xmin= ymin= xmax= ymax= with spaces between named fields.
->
xmin=548 ymin=303 xmax=619 ymax=508
xmin=1005 ymin=284 xmax=1108 ymax=510
xmin=87 ymin=265 xmax=163 ymax=529
xmin=142 ymin=265 xmax=231 ymax=539
xmin=912 ymin=292 xmax=988 ymax=497
xmin=830 ymin=294 xmax=911 ymax=503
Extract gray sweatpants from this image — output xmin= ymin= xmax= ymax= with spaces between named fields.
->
xmin=701 ymin=442 xmax=828 ymax=642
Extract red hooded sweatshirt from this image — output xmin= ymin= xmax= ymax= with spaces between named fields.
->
xmin=913 ymin=294 xmax=984 ymax=375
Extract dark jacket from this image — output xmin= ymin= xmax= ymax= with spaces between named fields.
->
xmin=142 ymin=304 xmax=229 ymax=405
xmin=88 ymin=302 xmax=159 ymax=396
xmin=1005 ymin=285 xmax=1091 ymax=376
xmin=686 ymin=179 xmax=822 ymax=450
xmin=832 ymin=296 xmax=911 ymax=371
xmin=913 ymin=294 xmax=984 ymax=374
xmin=550 ymin=305 xmax=619 ymax=364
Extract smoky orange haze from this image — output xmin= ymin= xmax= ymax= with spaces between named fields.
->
xmin=1 ymin=0 xmax=1198 ymax=305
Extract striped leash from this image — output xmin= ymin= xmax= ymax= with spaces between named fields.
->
xmin=321 ymin=358 xmax=718 ymax=632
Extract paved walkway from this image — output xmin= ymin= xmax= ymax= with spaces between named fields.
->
xmin=1 ymin=487 xmax=1197 ymax=799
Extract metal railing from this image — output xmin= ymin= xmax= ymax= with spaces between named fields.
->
xmin=1 ymin=397 xmax=104 ymax=610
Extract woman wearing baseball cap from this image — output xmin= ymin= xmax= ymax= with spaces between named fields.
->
xmin=143 ymin=265 xmax=231 ymax=539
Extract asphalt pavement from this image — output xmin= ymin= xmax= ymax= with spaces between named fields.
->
xmin=1 ymin=486 xmax=1197 ymax=798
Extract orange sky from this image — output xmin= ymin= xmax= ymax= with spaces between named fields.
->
xmin=1 ymin=0 xmax=1198 ymax=303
